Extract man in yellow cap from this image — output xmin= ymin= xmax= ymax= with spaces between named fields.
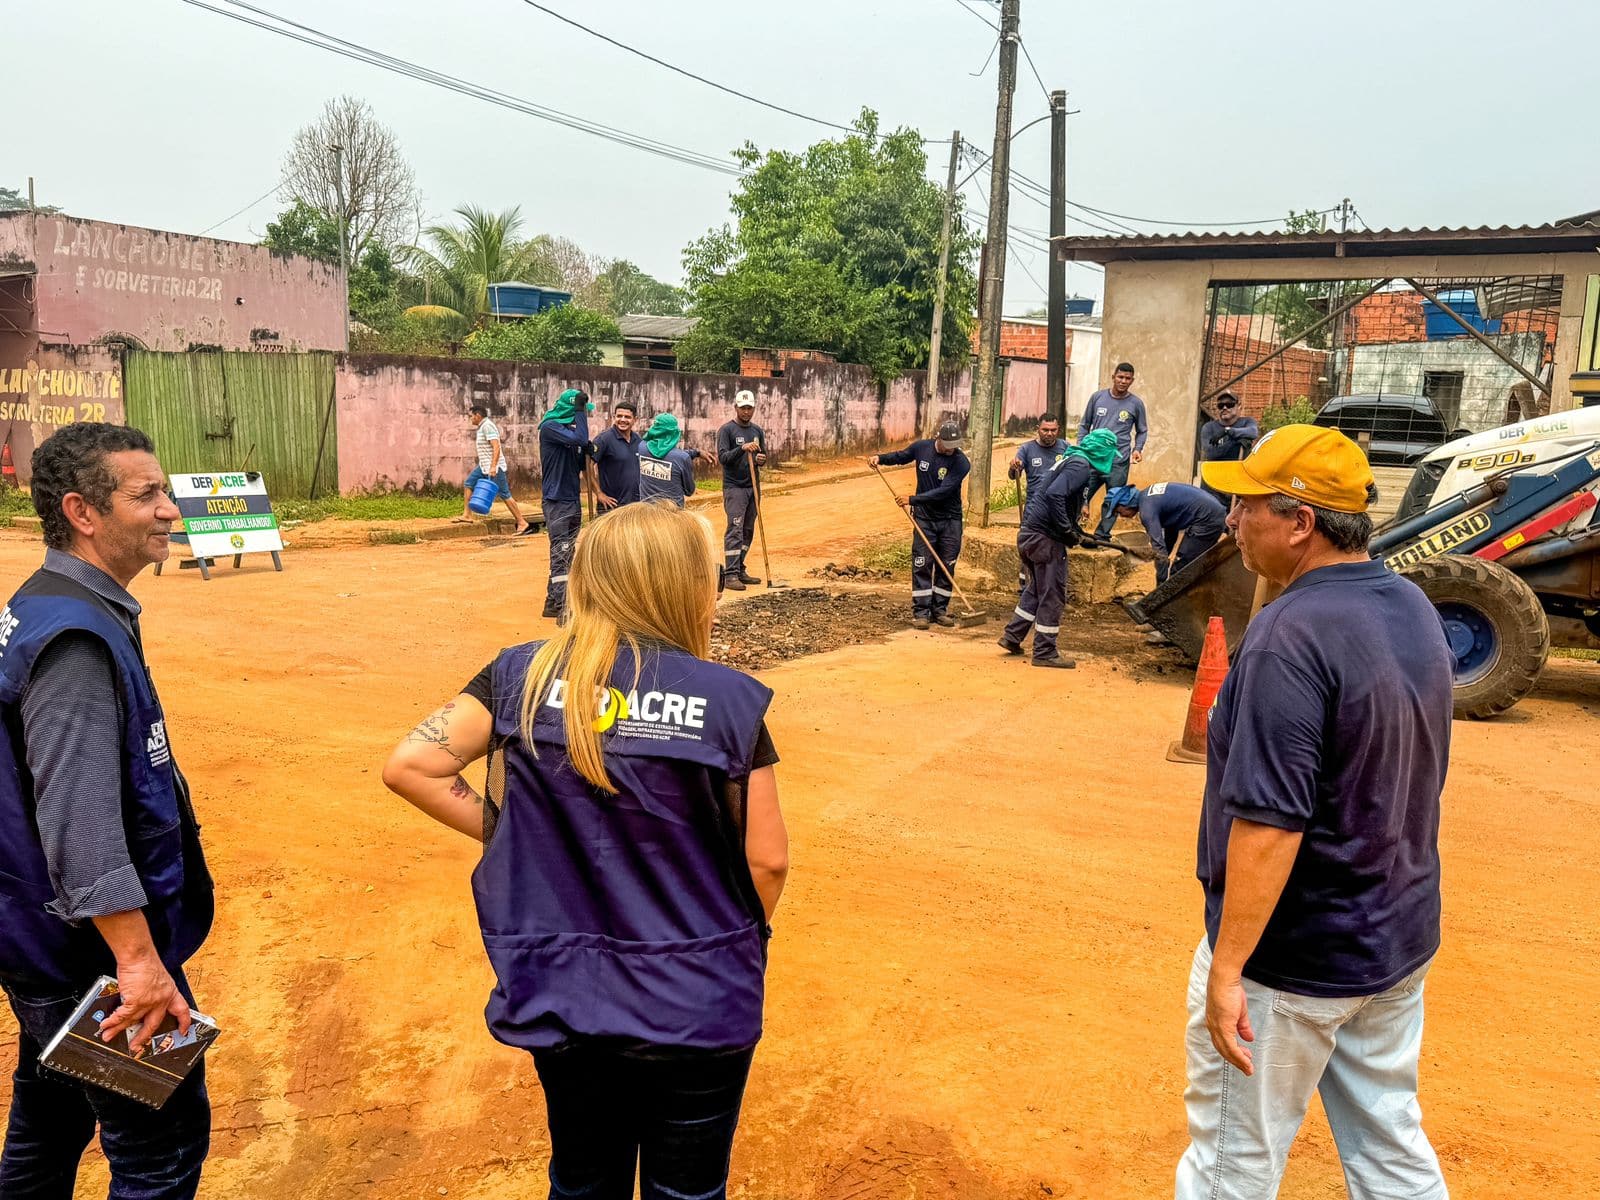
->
xmin=1176 ymin=425 xmax=1454 ymax=1200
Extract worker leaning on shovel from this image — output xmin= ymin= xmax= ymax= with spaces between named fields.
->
xmin=869 ymin=421 xmax=971 ymax=630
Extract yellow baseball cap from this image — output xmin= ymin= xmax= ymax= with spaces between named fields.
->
xmin=1201 ymin=423 xmax=1374 ymax=513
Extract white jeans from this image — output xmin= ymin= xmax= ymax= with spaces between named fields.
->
xmin=1176 ymin=937 xmax=1448 ymax=1200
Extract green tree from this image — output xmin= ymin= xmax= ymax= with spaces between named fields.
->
xmin=0 ymin=187 xmax=59 ymax=214
xmin=462 ymin=303 xmax=621 ymax=365
xmin=591 ymin=259 xmax=686 ymax=316
xmin=264 ymin=200 xmax=414 ymax=330
xmin=401 ymin=205 xmax=554 ymax=323
xmin=678 ymin=111 xmax=978 ymax=382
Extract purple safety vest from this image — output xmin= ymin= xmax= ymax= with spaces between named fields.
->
xmin=474 ymin=641 xmax=773 ymax=1051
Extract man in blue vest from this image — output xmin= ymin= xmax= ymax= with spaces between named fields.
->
xmin=0 ymin=423 xmax=215 ymax=1197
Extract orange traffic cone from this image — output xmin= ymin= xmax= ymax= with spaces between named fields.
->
xmin=1166 ymin=616 xmax=1229 ymax=765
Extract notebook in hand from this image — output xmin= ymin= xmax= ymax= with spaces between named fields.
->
xmin=38 ymin=976 xmax=220 ymax=1108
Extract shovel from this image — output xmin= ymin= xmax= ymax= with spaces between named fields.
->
xmin=749 ymin=454 xmax=789 ymax=588
xmin=871 ymin=464 xmax=987 ymax=625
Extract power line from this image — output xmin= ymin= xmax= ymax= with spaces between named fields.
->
xmin=517 ymin=0 xmax=946 ymax=141
xmin=199 ymin=181 xmax=283 ymax=235
xmin=186 ymin=1 xmax=744 ymax=177
xmin=950 ymin=0 xmax=999 ymax=31
xmin=1017 ymin=37 xmax=1052 ymax=106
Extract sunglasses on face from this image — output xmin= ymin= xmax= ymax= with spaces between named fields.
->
xmin=1217 ymin=402 xmax=1238 ymax=411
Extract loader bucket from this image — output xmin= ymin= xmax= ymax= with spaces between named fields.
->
xmin=1123 ymin=537 xmax=1259 ymax=662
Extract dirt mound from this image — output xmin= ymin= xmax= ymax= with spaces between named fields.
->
xmin=808 ymin=562 xmax=895 ymax=581
xmin=713 ymin=587 xmax=908 ymax=670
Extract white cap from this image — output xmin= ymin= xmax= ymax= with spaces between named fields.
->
xmin=734 ymin=390 xmax=756 ymax=408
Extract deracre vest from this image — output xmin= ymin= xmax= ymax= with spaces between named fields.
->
xmin=475 ymin=641 xmax=773 ymax=1051
xmin=0 ymin=570 xmax=214 ymax=991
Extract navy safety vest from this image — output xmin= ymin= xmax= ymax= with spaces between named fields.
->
xmin=475 ymin=642 xmax=773 ymax=1051
xmin=637 ymin=448 xmax=692 ymax=506
xmin=0 ymin=570 xmax=214 ymax=992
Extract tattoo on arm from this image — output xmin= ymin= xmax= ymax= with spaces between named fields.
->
xmin=406 ymin=701 xmax=470 ymax=769
xmin=450 ymin=775 xmax=483 ymax=807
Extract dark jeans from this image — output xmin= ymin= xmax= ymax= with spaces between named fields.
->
xmin=543 ymin=499 xmax=582 ymax=612
xmin=722 ymin=487 xmax=756 ymax=580
xmin=1004 ymin=528 xmax=1068 ymax=660
xmin=910 ymin=514 xmax=963 ymax=618
xmin=1085 ymin=459 xmax=1132 ymax=538
xmin=1 ymin=975 xmax=210 ymax=1200
xmin=532 ymin=1044 xmax=755 ymax=1200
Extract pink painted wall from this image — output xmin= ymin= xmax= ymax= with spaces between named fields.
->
xmin=335 ymin=355 xmax=986 ymax=494
xmin=0 ymin=345 xmax=125 ymax=486
xmin=2 ymin=212 xmax=345 ymax=353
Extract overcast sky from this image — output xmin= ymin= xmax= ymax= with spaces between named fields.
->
xmin=11 ymin=0 xmax=1600 ymax=313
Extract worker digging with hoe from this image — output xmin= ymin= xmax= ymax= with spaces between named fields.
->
xmin=717 ymin=391 xmax=767 ymax=591
xmin=998 ymin=428 xmax=1116 ymax=667
xmin=1107 ymin=481 xmax=1228 ymax=587
xmin=538 ymin=388 xmax=594 ymax=620
xmin=1175 ymin=424 xmax=1454 ymax=1200
xmin=870 ymin=421 xmax=972 ymax=630
xmin=1079 ymin=361 xmax=1150 ymax=541
xmin=1008 ymin=413 xmax=1069 ymax=502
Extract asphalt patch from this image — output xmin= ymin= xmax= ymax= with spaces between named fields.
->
xmin=713 ymin=587 xmax=909 ymax=671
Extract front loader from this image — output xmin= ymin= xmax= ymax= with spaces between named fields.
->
xmin=1130 ymin=405 xmax=1600 ymax=720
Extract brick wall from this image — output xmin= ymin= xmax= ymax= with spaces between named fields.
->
xmin=1349 ymin=291 xmax=1426 ymax=344
xmin=984 ymin=320 xmax=1072 ymax=363
xmin=1201 ymin=326 xmax=1330 ymax=417
xmin=738 ymin=347 xmax=838 ymax=378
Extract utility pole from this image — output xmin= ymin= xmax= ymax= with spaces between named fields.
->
xmin=923 ymin=132 xmax=962 ymax=439
xmin=332 ymin=141 xmax=349 ymax=346
xmin=1046 ymin=89 xmax=1068 ymax=425
xmin=966 ymin=0 xmax=1020 ymax=528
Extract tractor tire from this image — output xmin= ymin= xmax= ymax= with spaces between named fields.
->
xmin=1403 ymin=554 xmax=1549 ymax=720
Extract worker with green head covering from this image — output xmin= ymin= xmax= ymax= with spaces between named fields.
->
xmin=538 ymin=387 xmax=594 ymax=619
xmin=998 ymin=428 xmax=1119 ymax=668
xmin=636 ymin=413 xmax=708 ymax=507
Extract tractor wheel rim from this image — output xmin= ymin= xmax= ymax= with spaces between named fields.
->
xmin=1436 ymin=601 xmax=1499 ymax=685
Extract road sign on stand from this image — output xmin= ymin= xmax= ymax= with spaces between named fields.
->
xmin=161 ymin=471 xmax=285 ymax=580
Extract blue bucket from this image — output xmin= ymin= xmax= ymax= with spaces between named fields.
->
xmin=468 ymin=477 xmax=499 ymax=515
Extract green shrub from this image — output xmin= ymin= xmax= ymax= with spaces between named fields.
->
xmin=1259 ymin=396 xmax=1319 ymax=432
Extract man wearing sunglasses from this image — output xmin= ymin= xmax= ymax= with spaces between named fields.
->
xmin=1198 ymin=392 xmax=1259 ymax=505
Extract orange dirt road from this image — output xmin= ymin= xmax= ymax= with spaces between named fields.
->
xmin=1 ymin=456 xmax=1597 ymax=1199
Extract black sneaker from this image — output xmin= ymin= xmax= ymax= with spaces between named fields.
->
xmin=1032 ymin=656 xmax=1076 ymax=669
xmin=738 ymin=571 xmax=761 ymax=585
xmin=542 ymin=603 xmax=561 ymax=619
xmin=997 ymin=637 xmax=1023 ymax=655
xmin=911 ymin=616 xmax=931 ymax=630
xmin=723 ymin=576 xmax=747 ymax=592
xmin=932 ymin=613 xmax=957 ymax=628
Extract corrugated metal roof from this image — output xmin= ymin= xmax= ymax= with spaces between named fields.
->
xmin=617 ymin=314 xmax=698 ymax=340
xmin=1054 ymin=223 xmax=1600 ymax=263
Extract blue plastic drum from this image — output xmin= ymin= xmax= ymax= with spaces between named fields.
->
xmin=468 ymin=476 xmax=499 ymax=514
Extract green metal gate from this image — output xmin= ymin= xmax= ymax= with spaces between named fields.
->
xmin=123 ymin=351 xmax=338 ymax=498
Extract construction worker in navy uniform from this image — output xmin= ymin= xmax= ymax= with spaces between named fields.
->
xmin=999 ymin=428 xmax=1118 ymax=667
xmin=870 ymin=421 xmax=971 ymax=629
xmin=1197 ymin=390 xmax=1259 ymax=505
xmin=1078 ymin=361 xmax=1151 ymax=539
xmin=717 ymin=391 xmax=768 ymax=591
xmin=1108 ymin=482 xmax=1229 ymax=586
xmin=538 ymin=388 xmax=595 ymax=619
xmin=0 ymin=423 xmax=215 ymax=1198
xmin=1008 ymin=414 xmax=1069 ymax=502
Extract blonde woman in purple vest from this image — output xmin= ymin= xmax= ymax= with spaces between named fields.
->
xmin=384 ymin=501 xmax=789 ymax=1200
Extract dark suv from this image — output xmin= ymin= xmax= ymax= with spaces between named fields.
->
xmin=1312 ymin=393 xmax=1466 ymax=465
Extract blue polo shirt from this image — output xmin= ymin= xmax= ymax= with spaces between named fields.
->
xmin=591 ymin=427 xmax=643 ymax=505
xmin=1015 ymin=438 xmax=1068 ymax=496
xmin=1199 ymin=559 xmax=1454 ymax=997
xmin=539 ymin=414 xmax=592 ymax=504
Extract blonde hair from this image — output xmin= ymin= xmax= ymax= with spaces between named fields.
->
xmin=519 ymin=502 xmax=719 ymax=792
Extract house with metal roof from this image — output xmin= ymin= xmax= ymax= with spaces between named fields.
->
xmin=598 ymin=313 xmax=698 ymax=370
xmin=1053 ymin=222 xmax=1600 ymax=485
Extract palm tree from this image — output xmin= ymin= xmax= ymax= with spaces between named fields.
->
xmin=400 ymin=205 xmax=556 ymax=322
